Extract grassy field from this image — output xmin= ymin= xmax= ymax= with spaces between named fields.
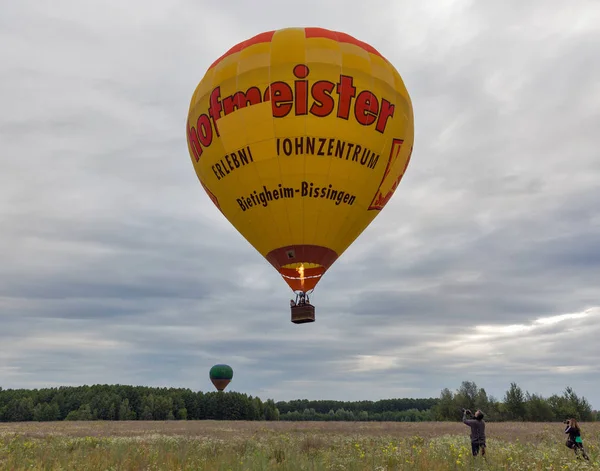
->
xmin=0 ymin=420 xmax=598 ymax=470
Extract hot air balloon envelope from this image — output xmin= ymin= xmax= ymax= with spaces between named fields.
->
xmin=186 ymin=27 xmax=414 ymax=322
xmin=209 ymin=364 xmax=233 ymax=391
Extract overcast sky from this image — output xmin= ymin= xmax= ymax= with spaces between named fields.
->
xmin=1 ymin=0 xmax=599 ymax=409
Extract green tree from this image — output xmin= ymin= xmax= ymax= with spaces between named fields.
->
xmin=563 ymin=387 xmax=593 ymax=421
xmin=475 ymin=388 xmax=490 ymax=413
xmin=264 ymin=399 xmax=280 ymax=421
xmin=7 ymin=398 xmax=35 ymax=422
xmin=65 ymin=404 xmax=93 ymax=421
xmin=118 ymin=399 xmax=136 ymax=420
xmin=33 ymin=402 xmax=60 ymax=422
xmin=454 ymin=381 xmax=478 ymax=413
xmin=432 ymin=388 xmax=455 ymax=421
xmin=504 ymin=382 xmax=526 ymax=420
xmin=524 ymin=393 xmax=554 ymax=421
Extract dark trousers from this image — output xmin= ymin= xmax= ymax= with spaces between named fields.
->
xmin=566 ymin=440 xmax=589 ymax=460
xmin=471 ymin=441 xmax=486 ymax=456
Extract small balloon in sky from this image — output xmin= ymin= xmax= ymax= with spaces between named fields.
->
xmin=209 ymin=364 xmax=233 ymax=392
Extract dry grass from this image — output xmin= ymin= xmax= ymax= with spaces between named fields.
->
xmin=1 ymin=420 xmax=599 ymax=442
xmin=0 ymin=421 xmax=598 ymax=470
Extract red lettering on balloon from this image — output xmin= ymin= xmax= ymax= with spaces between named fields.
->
xmin=186 ymin=64 xmax=397 ymax=161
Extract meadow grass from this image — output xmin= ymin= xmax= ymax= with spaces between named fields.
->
xmin=0 ymin=421 xmax=598 ymax=470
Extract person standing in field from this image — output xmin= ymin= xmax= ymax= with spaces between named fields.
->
xmin=564 ymin=418 xmax=590 ymax=460
xmin=462 ymin=409 xmax=486 ymax=457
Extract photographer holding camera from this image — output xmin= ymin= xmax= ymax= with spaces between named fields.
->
xmin=462 ymin=408 xmax=486 ymax=457
xmin=564 ymin=418 xmax=590 ymax=460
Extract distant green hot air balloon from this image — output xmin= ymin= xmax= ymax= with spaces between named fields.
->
xmin=209 ymin=364 xmax=233 ymax=391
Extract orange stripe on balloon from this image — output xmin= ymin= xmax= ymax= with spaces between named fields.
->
xmin=208 ymin=30 xmax=275 ymax=69
xmin=208 ymin=28 xmax=386 ymax=70
xmin=304 ymin=27 xmax=385 ymax=59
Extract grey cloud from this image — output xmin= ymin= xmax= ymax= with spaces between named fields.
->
xmin=1 ymin=0 xmax=599 ymax=407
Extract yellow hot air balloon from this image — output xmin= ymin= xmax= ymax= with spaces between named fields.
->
xmin=186 ymin=27 xmax=414 ymax=324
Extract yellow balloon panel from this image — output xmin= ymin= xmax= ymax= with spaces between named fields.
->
xmin=187 ymin=27 xmax=414 ymax=292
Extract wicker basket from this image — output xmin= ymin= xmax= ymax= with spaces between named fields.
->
xmin=291 ymin=303 xmax=315 ymax=324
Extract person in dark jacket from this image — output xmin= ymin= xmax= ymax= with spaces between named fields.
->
xmin=564 ymin=418 xmax=590 ymax=460
xmin=462 ymin=409 xmax=486 ymax=456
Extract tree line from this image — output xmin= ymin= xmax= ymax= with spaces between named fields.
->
xmin=276 ymin=398 xmax=436 ymax=422
xmin=275 ymin=382 xmax=598 ymax=422
xmin=0 ymin=382 xmax=597 ymax=422
xmin=0 ymin=385 xmax=279 ymax=422
xmin=432 ymin=381 xmax=597 ymax=422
